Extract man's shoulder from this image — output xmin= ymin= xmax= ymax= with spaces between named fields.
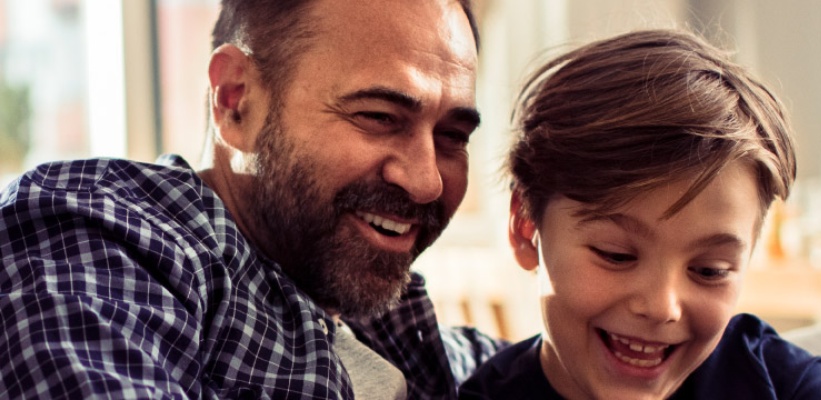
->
xmin=1 ymin=155 xmax=217 ymax=222
xmin=0 ymin=154 xmax=236 ymax=268
xmin=11 ymin=155 xmax=198 ymax=193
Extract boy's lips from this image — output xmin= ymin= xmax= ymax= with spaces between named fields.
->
xmin=598 ymin=329 xmax=678 ymax=369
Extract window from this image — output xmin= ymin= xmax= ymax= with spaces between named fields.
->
xmin=1 ymin=0 xmax=89 ymax=186
xmin=154 ymin=0 xmax=218 ymax=166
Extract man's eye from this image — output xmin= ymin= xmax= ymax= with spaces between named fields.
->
xmin=436 ymin=130 xmax=470 ymax=147
xmin=354 ymin=111 xmax=396 ymax=125
xmin=589 ymin=247 xmax=636 ymax=264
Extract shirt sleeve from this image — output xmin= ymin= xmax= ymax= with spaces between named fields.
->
xmin=0 ymin=162 xmax=206 ymax=399
xmin=441 ymin=325 xmax=510 ymax=387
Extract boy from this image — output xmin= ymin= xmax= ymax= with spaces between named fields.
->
xmin=460 ymin=30 xmax=820 ymax=399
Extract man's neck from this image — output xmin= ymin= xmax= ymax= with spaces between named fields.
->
xmin=198 ymin=147 xmax=264 ymax=258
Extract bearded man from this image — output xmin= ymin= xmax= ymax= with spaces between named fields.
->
xmin=0 ymin=0 xmax=504 ymax=398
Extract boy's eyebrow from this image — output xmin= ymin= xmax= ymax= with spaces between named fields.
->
xmin=688 ymin=233 xmax=748 ymax=252
xmin=580 ymin=213 xmax=654 ymax=239
xmin=579 ymin=213 xmax=748 ymax=251
xmin=338 ymin=86 xmax=482 ymax=128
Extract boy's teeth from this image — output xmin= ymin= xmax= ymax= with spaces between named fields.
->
xmin=355 ymin=211 xmax=411 ymax=235
xmin=613 ymin=351 xmax=663 ymax=368
xmin=609 ymin=333 xmax=670 ymax=354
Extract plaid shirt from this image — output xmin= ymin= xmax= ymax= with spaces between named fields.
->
xmin=0 ymin=156 xmax=504 ymax=399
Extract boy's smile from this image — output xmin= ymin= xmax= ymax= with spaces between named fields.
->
xmin=600 ymin=329 xmax=674 ymax=368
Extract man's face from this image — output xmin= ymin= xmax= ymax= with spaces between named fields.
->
xmin=248 ymin=0 xmax=479 ymax=317
xmin=533 ymin=161 xmax=761 ymax=399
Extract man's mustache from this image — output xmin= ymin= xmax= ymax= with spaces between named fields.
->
xmin=333 ymin=181 xmax=445 ymax=232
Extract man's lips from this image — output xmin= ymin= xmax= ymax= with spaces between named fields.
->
xmin=348 ymin=211 xmax=418 ymax=253
xmin=355 ymin=211 xmax=413 ymax=236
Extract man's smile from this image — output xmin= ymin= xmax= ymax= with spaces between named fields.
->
xmin=347 ymin=211 xmax=419 ymax=253
xmin=355 ymin=211 xmax=412 ymax=236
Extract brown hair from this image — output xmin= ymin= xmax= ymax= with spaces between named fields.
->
xmin=211 ymin=0 xmax=480 ymax=110
xmin=509 ymin=29 xmax=796 ymax=228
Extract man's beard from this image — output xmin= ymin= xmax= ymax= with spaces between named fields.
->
xmin=250 ymin=112 xmax=448 ymax=318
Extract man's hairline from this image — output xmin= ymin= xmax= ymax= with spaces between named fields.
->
xmin=266 ymin=0 xmax=480 ymax=102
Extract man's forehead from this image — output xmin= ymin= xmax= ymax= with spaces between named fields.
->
xmin=293 ymin=0 xmax=478 ymax=106
xmin=307 ymin=0 xmax=475 ymax=51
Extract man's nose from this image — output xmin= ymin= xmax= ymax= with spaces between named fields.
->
xmin=381 ymin=131 xmax=443 ymax=204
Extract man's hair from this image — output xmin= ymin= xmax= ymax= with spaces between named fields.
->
xmin=210 ymin=0 xmax=480 ymax=112
xmin=509 ymin=29 xmax=796 ymax=227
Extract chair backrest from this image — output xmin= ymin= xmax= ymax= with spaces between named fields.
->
xmin=783 ymin=323 xmax=821 ymax=356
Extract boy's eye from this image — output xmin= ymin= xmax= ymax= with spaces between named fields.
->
xmin=688 ymin=266 xmax=731 ymax=282
xmin=589 ymin=247 xmax=636 ymax=264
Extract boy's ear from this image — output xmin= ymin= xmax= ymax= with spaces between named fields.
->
xmin=509 ymin=190 xmax=539 ymax=271
xmin=208 ymin=44 xmax=256 ymax=152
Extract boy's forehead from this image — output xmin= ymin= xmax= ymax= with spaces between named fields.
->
xmin=559 ymin=161 xmax=761 ymax=246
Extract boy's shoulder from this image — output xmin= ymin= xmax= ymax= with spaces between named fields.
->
xmin=675 ymin=313 xmax=821 ymax=399
xmin=459 ymin=335 xmax=563 ymax=400
xmin=461 ymin=315 xmax=821 ymax=400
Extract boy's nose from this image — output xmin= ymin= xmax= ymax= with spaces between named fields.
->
xmin=628 ymin=271 xmax=683 ymax=324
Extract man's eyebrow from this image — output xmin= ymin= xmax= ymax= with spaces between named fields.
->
xmin=446 ymin=107 xmax=482 ymax=131
xmin=338 ymin=86 xmax=482 ymax=128
xmin=579 ymin=213 xmax=748 ymax=251
xmin=338 ymin=87 xmax=422 ymax=112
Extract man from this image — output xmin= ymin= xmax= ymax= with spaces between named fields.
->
xmin=0 ymin=0 xmax=503 ymax=398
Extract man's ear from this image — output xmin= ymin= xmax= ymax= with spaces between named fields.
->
xmin=509 ymin=189 xmax=540 ymax=271
xmin=208 ymin=44 xmax=257 ymax=152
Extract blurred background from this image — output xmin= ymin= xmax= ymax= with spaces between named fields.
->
xmin=1 ymin=0 xmax=819 ymax=341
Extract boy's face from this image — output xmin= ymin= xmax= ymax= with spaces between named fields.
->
xmin=531 ymin=161 xmax=760 ymax=399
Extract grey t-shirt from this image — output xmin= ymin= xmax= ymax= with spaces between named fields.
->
xmin=335 ymin=321 xmax=407 ymax=399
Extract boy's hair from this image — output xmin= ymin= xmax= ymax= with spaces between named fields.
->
xmin=509 ymin=29 xmax=796 ymax=228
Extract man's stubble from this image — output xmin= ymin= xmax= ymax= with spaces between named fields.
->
xmin=250 ymin=111 xmax=448 ymax=318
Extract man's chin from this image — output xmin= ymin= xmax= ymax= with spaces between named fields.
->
xmin=332 ymin=269 xmax=412 ymax=319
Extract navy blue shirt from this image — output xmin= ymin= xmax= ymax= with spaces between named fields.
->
xmin=0 ymin=156 xmax=504 ymax=399
xmin=460 ymin=314 xmax=821 ymax=399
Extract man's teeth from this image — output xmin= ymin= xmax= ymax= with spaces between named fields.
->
xmin=355 ymin=211 xmax=411 ymax=235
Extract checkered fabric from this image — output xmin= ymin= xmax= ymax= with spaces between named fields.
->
xmin=0 ymin=156 xmax=505 ymax=399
